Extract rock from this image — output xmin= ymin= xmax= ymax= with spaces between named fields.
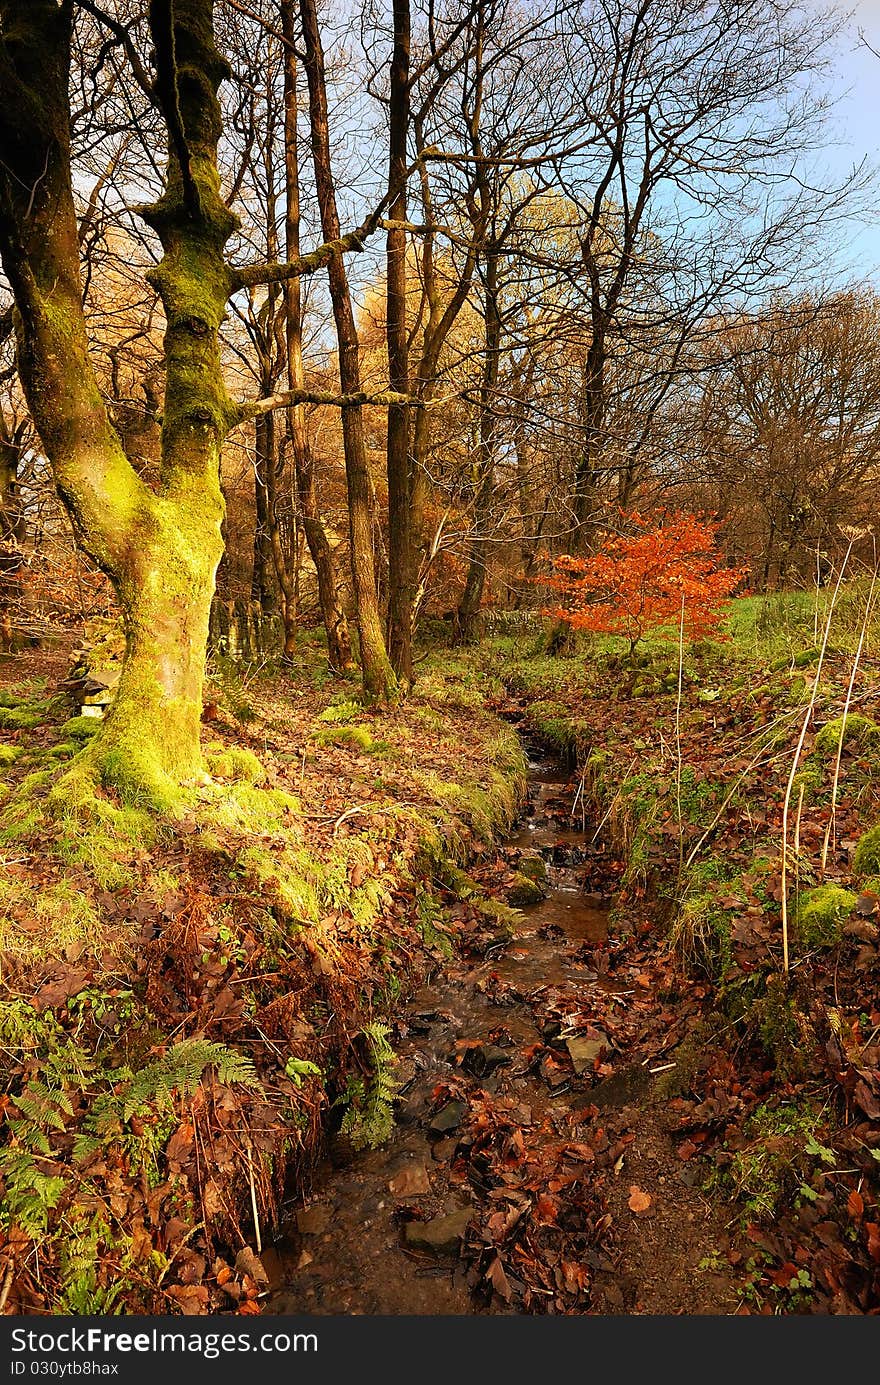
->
xmin=592 ymin=1063 xmax=650 ymax=1108
xmin=507 ymin=872 xmax=546 ymax=907
xmin=254 ymin=1246 xmax=284 ymax=1289
xmin=431 ymin=1137 xmax=458 ymax=1163
xmin=403 ymin=1207 xmax=473 ymax=1254
xmin=566 ymin=1033 xmax=610 ymax=1074
xmin=392 ymin=1058 xmax=419 ymax=1093
xmin=389 ymin=1161 xmax=432 ymax=1198
xmin=519 ymin=855 xmax=547 ymax=883
xmin=461 ymin=1044 xmax=513 ymax=1079
xmin=235 ymin=1246 xmax=269 ymax=1285
xmin=296 ymin=1203 xmax=332 ymax=1236
xmin=429 ymin=1100 xmax=467 ymax=1135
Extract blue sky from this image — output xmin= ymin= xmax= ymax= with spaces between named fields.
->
xmin=823 ymin=1 xmax=880 ymax=280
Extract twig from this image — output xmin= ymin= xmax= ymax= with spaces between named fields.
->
xmin=0 ymin=1257 xmax=14 ymax=1314
xmin=246 ymin=1140 xmax=262 ymax=1254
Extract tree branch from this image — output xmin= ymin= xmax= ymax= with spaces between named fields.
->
xmin=229 ymin=155 xmax=426 ymax=292
xmin=148 ymin=0 xmax=202 ymax=218
xmin=233 ymin=387 xmax=415 ymax=425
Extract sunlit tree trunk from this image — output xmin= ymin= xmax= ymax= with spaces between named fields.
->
xmin=385 ymin=0 xmax=413 ymax=685
xmin=299 ymin=0 xmax=396 ymax=701
xmin=456 ymin=244 xmax=500 ymax=642
xmin=281 ymin=3 xmax=353 ymax=674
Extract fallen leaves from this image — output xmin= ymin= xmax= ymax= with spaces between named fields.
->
xmin=627 ymin=1186 xmax=652 ymax=1214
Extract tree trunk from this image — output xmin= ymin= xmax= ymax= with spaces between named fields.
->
xmin=251 ymin=413 xmax=277 ymax=615
xmin=0 ymin=0 xmax=233 ymax=806
xmin=299 ymin=0 xmax=396 ymax=702
xmin=281 ymin=1 xmax=353 ymax=674
xmin=0 ymin=414 xmax=25 ymax=651
xmin=572 ymin=329 xmax=607 ymax=551
xmin=456 ymin=245 xmax=500 ymax=642
xmin=385 ymin=0 xmax=413 ymax=685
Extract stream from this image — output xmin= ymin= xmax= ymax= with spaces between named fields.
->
xmin=266 ymin=728 xmax=738 ymax=1315
xmin=265 ymin=730 xmax=627 ymax=1314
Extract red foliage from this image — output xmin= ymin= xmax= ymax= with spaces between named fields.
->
xmin=544 ymin=511 xmax=746 ymax=651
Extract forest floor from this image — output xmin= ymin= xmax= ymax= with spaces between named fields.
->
xmin=1 ymin=593 xmax=880 ymax=1315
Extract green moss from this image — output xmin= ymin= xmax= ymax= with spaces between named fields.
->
xmin=61 ymin=716 xmax=101 ymax=744
xmin=0 ymin=745 xmax=19 ymax=768
xmin=0 ymin=704 xmax=44 ymax=730
xmin=814 ymin=714 xmax=880 ymax=757
xmin=794 ymin=885 xmax=856 ymax=948
xmin=238 ymin=844 xmax=319 ymax=926
xmin=507 ymin=871 xmax=545 ymax=906
xmin=518 ymin=855 xmax=546 ymax=883
xmin=200 ymin=782 xmax=299 ymax=833
xmin=313 ymin=724 xmax=376 ymax=753
xmin=672 ymin=890 xmax=733 ymax=979
xmin=0 ymin=877 xmax=102 ymax=968
xmin=854 ymin=822 xmax=880 ymax=876
xmin=791 ymin=764 xmax=824 ymax=805
xmin=205 ymin=744 xmax=265 ymax=784
xmin=717 ymin=1099 xmax=827 ymax=1222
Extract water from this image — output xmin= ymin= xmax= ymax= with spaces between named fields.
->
xmin=267 ymin=732 xmax=620 ymax=1314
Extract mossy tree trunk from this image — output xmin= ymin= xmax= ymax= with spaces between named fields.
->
xmin=0 ymin=0 xmax=232 ymax=806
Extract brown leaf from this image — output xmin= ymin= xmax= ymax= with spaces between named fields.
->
xmin=628 ymin=1185 xmax=652 ymax=1214
xmin=853 ymin=1079 xmax=880 ymax=1121
xmin=486 ymin=1255 xmax=512 ymax=1302
xmin=165 ymin=1122 xmax=194 ymax=1165
xmin=166 ymin=1284 xmax=209 ymax=1316
xmin=847 ymin=1188 xmax=864 ymax=1220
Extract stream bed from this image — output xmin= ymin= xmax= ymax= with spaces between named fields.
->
xmin=266 ymin=729 xmax=738 ymax=1315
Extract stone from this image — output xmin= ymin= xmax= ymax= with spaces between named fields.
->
xmin=389 ymin=1161 xmax=432 ymax=1198
xmin=431 ymin=1137 xmax=458 ymax=1163
xmin=507 ymin=872 xmax=546 ymax=907
xmin=296 ymin=1202 xmax=332 ymax=1236
xmin=519 ymin=855 xmax=547 ymax=883
xmin=461 ymin=1044 xmax=513 ymax=1079
xmin=403 ymin=1207 xmax=473 ymax=1254
xmin=429 ymin=1100 xmax=467 ymax=1135
xmin=566 ymin=1033 xmax=610 ymax=1074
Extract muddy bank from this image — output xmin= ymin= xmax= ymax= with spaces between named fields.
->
xmin=267 ymin=730 xmax=740 ymax=1315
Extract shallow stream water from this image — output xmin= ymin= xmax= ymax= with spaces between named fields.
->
xmin=267 ymin=734 xmax=622 ymax=1314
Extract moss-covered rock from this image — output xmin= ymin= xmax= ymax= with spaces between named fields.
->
xmin=205 ymin=743 xmax=265 ymax=783
xmin=313 ymin=723 xmax=376 ymax=753
xmin=854 ymin=823 xmax=880 ymax=877
xmin=61 ymin=716 xmax=101 ymax=743
xmin=795 ymin=885 xmax=857 ymax=948
xmin=506 ymin=871 xmax=546 ymax=907
xmin=0 ymin=704 xmax=44 ymax=730
xmin=518 ymin=854 xmax=547 ymax=883
xmin=814 ymin=714 xmax=880 ymax=758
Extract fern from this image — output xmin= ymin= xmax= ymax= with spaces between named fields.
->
xmin=340 ymin=1022 xmax=397 ymax=1151
xmin=0 ymin=1150 xmax=66 ymax=1237
xmin=122 ymin=1039 xmax=258 ymax=1121
xmin=59 ymin=1212 xmax=128 ymax=1315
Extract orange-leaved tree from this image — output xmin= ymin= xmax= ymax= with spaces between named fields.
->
xmin=544 ymin=511 xmax=745 ymax=654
